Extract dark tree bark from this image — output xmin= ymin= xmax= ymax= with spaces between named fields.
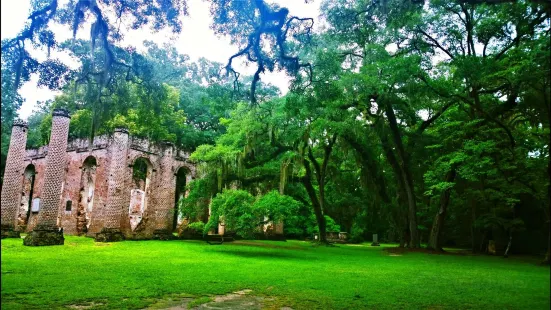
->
xmin=343 ymin=135 xmax=391 ymax=204
xmin=382 ymin=99 xmax=420 ymax=248
xmin=377 ymin=129 xmax=411 ymax=246
xmin=302 ymin=158 xmax=327 ymax=243
xmin=300 ymin=134 xmax=337 ymax=244
xmin=471 ymin=198 xmax=478 ymax=253
xmin=545 ymin=98 xmax=551 ymax=265
xmin=427 ymin=168 xmax=457 ymax=251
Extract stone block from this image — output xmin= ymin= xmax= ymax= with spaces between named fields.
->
xmin=95 ymin=228 xmax=125 ymax=242
xmin=23 ymin=229 xmax=64 ymax=246
xmin=1 ymin=225 xmax=21 ymax=239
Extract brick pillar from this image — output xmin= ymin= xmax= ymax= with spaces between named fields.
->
xmin=24 ymin=109 xmax=70 ymax=246
xmin=152 ymin=141 xmax=176 ymax=240
xmin=95 ymin=128 xmax=129 ymax=242
xmin=1 ymin=120 xmax=29 ymax=239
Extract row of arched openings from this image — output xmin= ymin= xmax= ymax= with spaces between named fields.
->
xmin=19 ymin=156 xmax=188 ymax=232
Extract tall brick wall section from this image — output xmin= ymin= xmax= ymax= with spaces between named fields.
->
xmin=34 ymin=110 xmax=71 ymax=231
xmin=85 ymin=148 xmax=109 ymax=236
xmin=154 ymin=143 xmax=177 ymax=232
xmin=24 ymin=159 xmax=46 ymax=232
xmin=1 ymin=120 xmax=29 ymax=236
xmin=102 ymin=128 xmax=130 ymax=230
xmin=59 ymin=150 xmax=85 ymax=234
xmin=122 ymin=152 xmax=158 ymax=239
xmin=18 ymin=165 xmax=37 ymax=229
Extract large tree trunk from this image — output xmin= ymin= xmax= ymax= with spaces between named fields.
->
xmin=471 ymin=199 xmax=477 ymax=253
xmin=343 ymin=135 xmax=391 ymax=204
xmin=302 ymin=158 xmax=327 ymax=243
xmin=545 ymin=113 xmax=551 ymax=264
xmin=403 ymin=179 xmax=419 ymax=248
xmin=377 ymin=130 xmax=411 ymax=244
xmin=544 ymin=97 xmax=551 ymax=265
xmin=383 ymin=99 xmax=419 ymax=248
xmin=427 ymin=168 xmax=457 ymax=251
xmin=302 ymin=136 xmax=337 ymax=244
xmin=545 ymin=227 xmax=550 ymax=264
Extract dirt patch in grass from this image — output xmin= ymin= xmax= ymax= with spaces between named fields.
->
xmin=94 ymin=243 xmax=112 ymax=247
xmin=67 ymin=301 xmax=104 ymax=309
xmin=145 ymin=290 xmax=293 ymax=310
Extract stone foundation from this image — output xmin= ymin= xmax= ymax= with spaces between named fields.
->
xmin=1 ymin=225 xmax=21 ymax=239
xmin=95 ymin=228 xmax=125 ymax=242
xmin=152 ymin=229 xmax=176 ymax=240
xmin=23 ymin=229 xmax=64 ymax=246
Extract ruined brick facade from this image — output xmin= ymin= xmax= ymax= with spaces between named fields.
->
xmin=4 ymin=118 xmax=196 ymax=240
xmin=2 ymin=109 xmax=284 ymax=243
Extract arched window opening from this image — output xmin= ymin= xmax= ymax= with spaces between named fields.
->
xmin=173 ymin=167 xmax=190 ymax=231
xmin=77 ymin=156 xmax=97 ymax=235
xmin=129 ymin=157 xmax=153 ymax=231
xmin=21 ymin=164 xmax=36 ymax=228
xmin=132 ymin=158 xmax=151 ymax=191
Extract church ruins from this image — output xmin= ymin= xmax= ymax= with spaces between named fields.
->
xmin=1 ymin=109 xmax=197 ymax=245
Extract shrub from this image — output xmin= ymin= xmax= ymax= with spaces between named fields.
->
xmin=188 ymin=222 xmax=205 ymax=235
xmin=349 ymin=222 xmax=365 ymax=243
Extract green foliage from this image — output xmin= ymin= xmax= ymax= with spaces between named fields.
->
xmin=179 ymin=177 xmax=215 ymax=223
xmin=187 ymin=222 xmax=205 ymax=235
xmin=205 ymin=189 xmax=256 ymax=238
xmin=204 ymin=189 xmax=300 ymax=239
xmin=252 ymin=191 xmax=301 ymax=224
xmin=350 ymin=222 xmax=365 ymax=244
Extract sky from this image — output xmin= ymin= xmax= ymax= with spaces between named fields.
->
xmin=1 ymin=0 xmax=322 ymax=120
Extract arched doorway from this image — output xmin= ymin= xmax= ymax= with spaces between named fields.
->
xmin=77 ymin=156 xmax=97 ymax=235
xmin=129 ymin=157 xmax=152 ymax=231
xmin=173 ymin=167 xmax=190 ymax=231
xmin=20 ymin=164 xmax=36 ymax=229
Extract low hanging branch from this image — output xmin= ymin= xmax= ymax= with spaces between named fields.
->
xmin=222 ymin=0 xmax=314 ymax=105
xmin=2 ymin=0 xmax=187 ymax=93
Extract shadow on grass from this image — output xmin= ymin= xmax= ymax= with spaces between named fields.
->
xmin=227 ymin=240 xmax=308 ymax=251
xmin=212 ymin=249 xmax=314 ymax=260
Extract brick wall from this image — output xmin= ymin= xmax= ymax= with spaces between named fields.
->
xmin=19 ymin=131 xmax=194 ymax=238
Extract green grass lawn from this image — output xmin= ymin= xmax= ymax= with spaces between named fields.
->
xmin=1 ymin=236 xmax=549 ymax=310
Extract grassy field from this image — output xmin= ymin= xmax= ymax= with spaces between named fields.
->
xmin=1 ymin=236 xmax=549 ymax=310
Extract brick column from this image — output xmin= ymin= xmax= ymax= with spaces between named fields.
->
xmin=1 ymin=120 xmax=29 ymax=238
xmin=95 ymin=128 xmax=129 ymax=242
xmin=24 ymin=109 xmax=70 ymax=246
xmin=152 ymin=142 xmax=176 ymax=240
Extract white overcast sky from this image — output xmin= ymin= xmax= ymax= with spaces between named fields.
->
xmin=1 ymin=0 xmax=321 ymax=120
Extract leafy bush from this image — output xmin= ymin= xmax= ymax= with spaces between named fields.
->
xmin=253 ymin=190 xmax=300 ymax=223
xmin=187 ymin=222 xmax=205 ymax=235
xmin=349 ymin=222 xmax=365 ymax=243
xmin=204 ymin=189 xmax=256 ymax=238
xmin=179 ymin=176 xmax=216 ymax=222
xmin=205 ymin=189 xmax=301 ymax=239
